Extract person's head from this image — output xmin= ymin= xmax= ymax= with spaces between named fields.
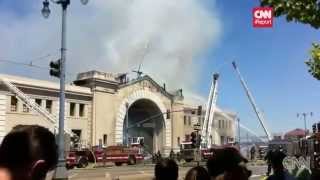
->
xmin=0 ymin=168 xmax=11 ymax=180
xmin=155 ymin=158 xmax=178 ymax=180
xmin=223 ymin=165 xmax=251 ymax=180
xmin=185 ymin=166 xmax=210 ymax=180
xmin=0 ymin=125 xmax=58 ymax=180
xmin=207 ymin=147 xmax=249 ymax=179
xmin=270 ymin=150 xmax=286 ymax=171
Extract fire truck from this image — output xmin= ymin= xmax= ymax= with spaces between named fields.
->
xmin=180 ymin=141 xmax=214 ymax=162
xmin=93 ymin=137 xmax=144 ymax=166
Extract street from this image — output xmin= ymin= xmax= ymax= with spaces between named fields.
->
xmin=47 ymin=163 xmax=267 ymax=180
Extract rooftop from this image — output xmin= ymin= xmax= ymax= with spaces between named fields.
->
xmin=0 ymin=74 xmax=92 ymax=95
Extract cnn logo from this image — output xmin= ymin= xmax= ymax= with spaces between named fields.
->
xmin=253 ymin=7 xmax=273 ymax=28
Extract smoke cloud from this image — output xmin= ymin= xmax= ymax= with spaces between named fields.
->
xmin=0 ymin=0 xmax=221 ymax=103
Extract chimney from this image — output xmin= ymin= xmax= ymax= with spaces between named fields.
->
xmin=163 ymin=83 xmax=166 ymax=91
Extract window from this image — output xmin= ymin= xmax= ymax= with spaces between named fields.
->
xmin=35 ymin=99 xmax=42 ymax=106
xmin=184 ymin=116 xmax=187 ymax=125
xmin=177 ymin=137 xmax=180 ymax=146
xmin=79 ymin=104 xmax=85 ymax=117
xmin=46 ymin=100 xmax=52 ymax=113
xmin=219 ymin=120 xmax=221 ymax=128
xmin=23 ymin=104 xmax=29 ymax=113
xmin=10 ymin=96 xmax=18 ymax=112
xmin=188 ymin=116 xmax=191 ymax=125
xmin=70 ymin=103 xmax=75 ymax=116
xmin=198 ymin=117 xmax=201 ymax=124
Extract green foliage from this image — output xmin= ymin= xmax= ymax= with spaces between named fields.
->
xmin=261 ymin=0 xmax=320 ymax=29
xmin=306 ymin=43 xmax=320 ymax=80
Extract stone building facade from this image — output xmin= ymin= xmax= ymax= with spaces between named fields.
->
xmin=0 ymin=71 xmax=236 ymax=154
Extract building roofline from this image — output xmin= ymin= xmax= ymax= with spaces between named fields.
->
xmin=0 ymin=74 xmax=92 ymax=95
xmin=119 ymin=75 xmax=174 ymax=99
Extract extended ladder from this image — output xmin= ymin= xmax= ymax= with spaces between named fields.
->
xmin=232 ymin=61 xmax=272 ymax=141
xmin=200 ymin=73 xmax=219 ymax=148
xmin=0 ymin=77 xmax=70 ymax=134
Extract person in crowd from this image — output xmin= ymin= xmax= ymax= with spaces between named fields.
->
xmin=207 ymin=147 xmax=251 ymax=180
xmin=265 ymin=149 xmax=274 ymax=176
xmin=0 ymin=125 xmax=58 ymax=180
xmin=154 ymin=158 xmax=178 ymax=180
xmin=250 ymin=146 xmax=256 ymax=161
xmin=169 ymin=149 xmax=175 ymax=160
xmin=0 ymin=168 xmax=11 ymax=180
xmin=266 ymin=150 xmax=296 ymax=180
xmin=185 ymin=166 xmax=210 ymax=180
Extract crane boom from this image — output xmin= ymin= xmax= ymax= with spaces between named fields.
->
xmin=232 ymin=61 xmax=272 ymax=141
xmin=200 ymin=73 xmax=219 ymax=148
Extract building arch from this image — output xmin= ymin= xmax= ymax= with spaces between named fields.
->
xmin=115 ymin=90 xmax=171 ymax=150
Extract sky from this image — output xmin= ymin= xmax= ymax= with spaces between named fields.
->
xmin=0 ymin=0 xmax=319 ymax=137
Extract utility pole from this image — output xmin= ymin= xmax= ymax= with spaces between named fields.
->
xmin=41 ymin=0 xmax=88 ymax=179
xmin=297 ymin=112 xmax=313 ymax=139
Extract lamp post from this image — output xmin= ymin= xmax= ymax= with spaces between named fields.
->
xmin=41 ymin=0 xmax=88 ymax=179
xmin=297 ymin=112 xmax=313 ymax=139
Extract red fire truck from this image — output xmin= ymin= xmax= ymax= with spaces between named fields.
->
xmin=94 ymin=137 xmax=144 ymax=166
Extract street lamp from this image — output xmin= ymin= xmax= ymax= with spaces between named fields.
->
xmin=41 ymin=0 xmax=88 ymax=179
xmin=297 ymin=112 xmax=313 ymax=139
xmin=41 ymin=0 xmax=50 ymax=18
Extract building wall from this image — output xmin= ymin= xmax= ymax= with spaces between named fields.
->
xmin=171 ymin=101 xmax=185 ymax=151
xmin=3 ymin=92 xmax=92 ymax=146
xmin=0 ymin=73 xmax=236 ymax=152
xmin=0 ymin=94 xmax=6 ymax=143
xmin=92 ymin=90 xmax=118 ymax=147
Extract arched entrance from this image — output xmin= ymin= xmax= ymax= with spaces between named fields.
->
xmin=124 ymin=99 xmax=164 ymax=153
xmin=115 ymin=90 xmax=172 ymax=154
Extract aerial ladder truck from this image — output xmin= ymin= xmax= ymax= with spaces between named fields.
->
xmin=231 ymin=61 xmax=272 ymax=141
xmin=200 ymin=73 xmax=219 ymax=149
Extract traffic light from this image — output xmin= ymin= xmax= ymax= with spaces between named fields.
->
xmin=197 ymin=105 xmax=202 ymax=116
xmin=191 ymin=132 xmax=197 ymax=148
xmin=317 ymin=122 xmax=320 ymax=133
xmin=313 ymin=123 xmax=317 ymax=133
xmin=49 ymin=59 xmax=61 ymax=78
xmin=166 ymin=109 xmax=170 ymax=119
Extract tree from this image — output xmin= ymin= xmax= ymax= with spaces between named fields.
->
xmin=260 ymin=0 xmax=320 ymax=80
xmin=306 ymin=43 xmax=320 ymax=80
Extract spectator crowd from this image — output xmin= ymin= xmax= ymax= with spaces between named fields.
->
xmin=0 ymin=125 xmax=319 ymax=180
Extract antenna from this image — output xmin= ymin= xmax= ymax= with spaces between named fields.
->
xmin=133 ymin=42 xmax=150 ymax=78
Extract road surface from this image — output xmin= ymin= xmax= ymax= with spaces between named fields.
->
xmin=47 ymin=164 xmax=268 ymax=180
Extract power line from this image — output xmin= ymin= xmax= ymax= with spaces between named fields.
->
xmin=0 ymin=59 xmax=76 ymax=77
xmin=0 ymin=59 xmax=49 ymax=70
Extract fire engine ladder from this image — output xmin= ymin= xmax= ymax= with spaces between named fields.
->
xmin=200 ymin=73 xmax=219 ymax=149
xmin=0 ymin=77 xmax=71 ymax=134
xmin=232 ymin=61 xmax=272 ymax=141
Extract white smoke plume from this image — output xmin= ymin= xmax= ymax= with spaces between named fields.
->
xmin=0 ymin=0 xmax=221 ymax=101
